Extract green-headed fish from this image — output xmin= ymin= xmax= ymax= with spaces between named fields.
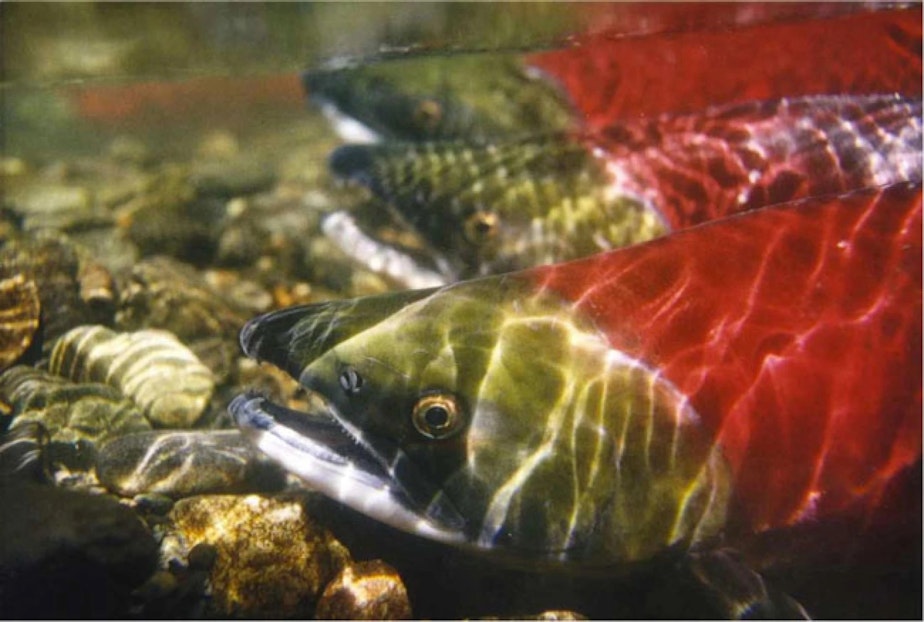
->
xmin=324 ymin=94 xmax=922 ymax=285
xmin=232 ymin=182 xmax=922 ymax=616
xmin=308 ymin=5 xmax=922 ymax=287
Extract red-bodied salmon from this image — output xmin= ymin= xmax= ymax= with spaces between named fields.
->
xmin=232 ymin=181 xmax=922 ymax=615
xmin=326 ymin=94 xmax=921 ymax=284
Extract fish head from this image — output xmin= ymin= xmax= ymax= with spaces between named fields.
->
xmin=302 ymin=53 xmax=576 ymax=143
xmin=233 ymin=276 xmax=730 ymax=565
xmin=328 ymin=138 xmax=667 ymax=282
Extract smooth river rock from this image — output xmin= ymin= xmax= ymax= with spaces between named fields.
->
xmin=169 ymin=493 xmax=352 ymax=618
xmin=97 ymin=430 xmax=287 ymax=498
xmin=315 ymin=559 xmax=413 ymax=620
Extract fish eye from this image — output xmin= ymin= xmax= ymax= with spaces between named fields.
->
xmin=339 ymin=366 xmax=364 ymax=395
xmin=412 ymin=393 xmax=463 ymax=439
xmin=463 ymin=211 xmax=499 ymax=245
xmin=414 ymin=99 xmax=442 ymax=128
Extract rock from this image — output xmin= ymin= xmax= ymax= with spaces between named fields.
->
xmin=116 ymin=256 xmax=249 ymax=340
xmin=0 ymin=272 xmax=40 ymax=373
xmin=121 ymin=165 xmax=224 ymax=265
xmin=108 ymin=135 xmax=151 ymax=166
xmin=132 ymin=492 xmax=175 ymax=516
xmin=76 ymin=259 xmax=117 ymax=318
xmin=315 ymin=559 xmax=413 ymax=620
xmin=214 ymin=188 xmax=322 ymax=281
xmin=186 ymin=542 xmax=218 ymax=571
xmin=196 ymin=130 xmax=240 ymax=160
xmin=0 ymin=482 xmax=159 ymax=618
xmin=97 ymin=430 xmax=286 ymax=498
xmin=115 ymin=256 xmax=250 ymax=383
xmin=8 ymin=181 xmax=111 ymax=232
xmin=0 ymin=422 xmax=49 ymax=483
xmin=45 ymin=438 xmax=101 ymax=489
xmin=169 ymin=493 xmax=351 ymax=618
xmin=478 ymin=611 xmax=587 ymax=621
xmin=202 ymin=268 xmax=274 ymax=316
xmin=49 ymin=325 xmax=215 ymax=428
xmin=0 ymin=365 xmax=151 ymax=444
xmin=0 ymin=235 xmax=114 ymax=353
xmin=532 ymin=611 xmax=588 ymax=620
xmin=190 ymin=156 xmax=276 ymax=198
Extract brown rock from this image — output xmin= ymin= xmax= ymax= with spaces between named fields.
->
xmin=0 ymin=273 xmax=40 ymax=372
xmin=315 ymin=559 xmax=413 ymax=620
xmin=169 ymin=493 xmax=350 ymax=618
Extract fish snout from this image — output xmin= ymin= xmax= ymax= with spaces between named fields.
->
xmin=328 ymin=144 xmax=376 ymax=186
xmin=228 ymin=391 xmax=273 ymax=432
xmin=239 ymin=315 xmax=265 ymax=359
xmin=236 ymin=305 xmax=319 ymax=377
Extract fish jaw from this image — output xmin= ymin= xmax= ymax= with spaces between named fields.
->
xmin=229 ymin=391 xmax=468 ymax=545
xmin=235 ymin=276 xmax=730 ymax=564
xmin=320 ymin=210 xmax=456 ymax=289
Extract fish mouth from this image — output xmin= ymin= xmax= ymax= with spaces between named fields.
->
xmin=230 ymin=390 xmax=467 ymax=544
xmin=230 ymin=391 xmax=383 ymax=481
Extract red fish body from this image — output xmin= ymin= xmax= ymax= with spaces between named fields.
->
xmin=528 ymin=6 xmax=922 ymax=127
xmin=534 ymin=182 xmax=922 ymax=534
xmin=583 ymin=95 xmax=923 ymax=229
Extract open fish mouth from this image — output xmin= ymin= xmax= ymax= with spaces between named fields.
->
xmin=229 ymin=390 xmax=467 ymax=544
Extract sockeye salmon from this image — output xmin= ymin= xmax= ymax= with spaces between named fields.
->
xmin=527 ymin=5 xmax=922 ymax=127
xmin=307 ymin=6 xmax=921 ymax=141
xmin=231 ymin=182 xmax=922 ymax=615
xmin=327 ymin=94 xmax=922 ymax=283
xmin=309 ymin=4 xmax=922 ymax=287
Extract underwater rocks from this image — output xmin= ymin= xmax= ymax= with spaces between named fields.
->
xmin=0 ymin=365 xmax=150 ymax=444
xmin=7 ymin=176 xmax=111 ymax=233
xmin=479 ymin=611 xmax=588 ymax=620
xmin=190 ymin=153 xmax=276 ymax=199
xmin=120 ymin=164 xmax=225 ymax=266
xmin=315 ymin=559 xmax=413 ymax=620
xmin=0 ymin=482 xmax=159 ymax=618
xmin=0 ymin=235 xmax=115 ymax=354
xmin=169 ymin=493 xmax=351 ymax=618
xmin=0 ymin=273 xmax=40 ymax=372
xmin=96 ymin=430 xmax=286 ymax=498
xmin=0 ymin=421 xmax=49 ymax=483
xmin=114 ymin=256 xmax=253 ymax=383
xmin=0 ymin=76 xmax=427 ymax=619
xmin=50 ymin=325 xmax=215 ymax=428
xmin=116 ymin=256 xmax=254 ymax=339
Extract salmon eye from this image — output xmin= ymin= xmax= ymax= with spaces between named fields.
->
xmin=412 ymin=393 xmax=462 ymax=439
xmin=463 ymin=211 xmax=499 ymax=245
xmin=414 ymin=99 xmax=442 ymax=128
